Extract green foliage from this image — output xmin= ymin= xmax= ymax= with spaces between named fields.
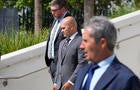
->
xmin=15 ymin=0 xmax=51 ymax=10
xmin=42 ymin=0 xmax=52 ymax=10
xmin=0 ymin=0 xmax=3 ymax=8
xmin=16 ymin=0 xmax=34 ymax=10
xmin=135 ymin=0 xmax=140 ymax=7
xmin=67 ymin=0 xmax=83 ymax=9
xmin=0 ymin=0 xmax=17 ymax=8
xmin=0 ymin=0 xmax=34 ymax=10
xmin=0 ymin=28 xmax=49 ymax=55
xmin=109 ymin=3 xmax=137 ymax=18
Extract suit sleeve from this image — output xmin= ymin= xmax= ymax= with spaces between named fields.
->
xmin=68 ymin=46 xmax=87 ymax=84
xmin=124 ymin=75 xmax=140 ymax=90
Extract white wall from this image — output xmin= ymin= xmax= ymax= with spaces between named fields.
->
xmin=0 ymin=10 xmax=140 ymax=90
xmin=0 ymin=42 xmax=53 ymax=90
xmin=112 ymin=10 xmax=140 ymax=77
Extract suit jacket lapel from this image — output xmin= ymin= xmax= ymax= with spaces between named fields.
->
xmin=67 ymin=34 xmax=79 ymax=49
xmin=60 ymin=39 xmax=67 ymax=61
xmin=76 ymin=64 xmax=91 ymax=90
xmin=61 ymin=34 xmax=79 ymax=60
xmin=69 ymin=33 xmax=81 ymax=49
xmin=94 ymin=57 xmax=120 ymax=90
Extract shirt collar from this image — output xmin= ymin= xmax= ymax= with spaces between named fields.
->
xmin=69 ymin=32 xmax=78 ymax=40
xmin=98 ymin=54 xmax=115 ymax=68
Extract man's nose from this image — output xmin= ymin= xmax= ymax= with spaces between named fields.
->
xmin=80 ymin=43 xmax=84 ymax=49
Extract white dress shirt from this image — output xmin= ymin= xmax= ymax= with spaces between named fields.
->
xmin=68 ymin=32 xmax=78 ymax=44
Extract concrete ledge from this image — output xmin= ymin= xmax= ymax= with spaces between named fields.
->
xmin=0 ymin=41 xmax=47 ymax=77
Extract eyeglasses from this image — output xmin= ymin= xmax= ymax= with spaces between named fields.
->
xmin=51 ymin=8 xmax=61 ymax=13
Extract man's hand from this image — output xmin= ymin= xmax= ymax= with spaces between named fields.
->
xmin=52 ymin=84 xmax=57 ymax=90
xmin=61 ymin=82 xmax=73 ymax=90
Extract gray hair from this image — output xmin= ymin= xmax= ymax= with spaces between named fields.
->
xmin=85 ymin=16 xmax=117 ymax=51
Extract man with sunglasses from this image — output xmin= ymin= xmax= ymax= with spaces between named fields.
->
xmin=45 ymin=0 xmax=71 ymax=82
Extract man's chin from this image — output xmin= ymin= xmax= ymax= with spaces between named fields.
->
xmin=64 ymin=35 xmax=67 ymax=37
xmin=85 ymin=57 xmax=90 ymax=61
xmin=85 ymin=56 xmax=92 ymax=61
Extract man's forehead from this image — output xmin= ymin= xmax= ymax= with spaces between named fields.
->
xmin=51 ymin=4 xmax=59 ymax=9
xmin=84 ymin=27 xmax=92 ymax=33
xmin=83 ymin=30 xmax=90 ymax=36
xmin=83 ymin=29 xmax=94 ymax=38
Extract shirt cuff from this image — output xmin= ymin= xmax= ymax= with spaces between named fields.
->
xmin=68 ymin=80 xmax=74 ymax=86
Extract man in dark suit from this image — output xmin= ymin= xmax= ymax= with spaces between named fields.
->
xmin=52 ymin=16 xmax=87 ymax=90
xmin=74 ymin=16 xmax=140 ymax=90
xmin=45 ymin=0 xmax=71 ymax=81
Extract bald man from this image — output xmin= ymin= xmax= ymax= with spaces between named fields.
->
xmin=52 ymin=16 xmax=87 ymax=90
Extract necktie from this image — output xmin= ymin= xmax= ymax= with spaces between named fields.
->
xmin=61 ymin=37 xmax=71 ymax=59
xmin=82 ymin=64 xmax=99 ymax=90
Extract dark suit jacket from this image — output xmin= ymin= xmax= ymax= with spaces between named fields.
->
xmin=74 ymin=57 xmax=140 ymax=90
xmin=45 ymin=12 xmax=71 ymax=80
xmin=54 ymin=34 xmax=87 ymax=89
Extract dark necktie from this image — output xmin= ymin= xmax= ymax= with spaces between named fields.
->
xmin=82 ymin=64 xmax=99 ymax=90
xmin=61 ymin=37 xmax=71 ymax=59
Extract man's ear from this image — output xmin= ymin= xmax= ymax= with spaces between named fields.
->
xmin=100 ymin=38 xmax=107 ymax=49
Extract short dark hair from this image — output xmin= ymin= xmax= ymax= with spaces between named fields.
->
xmin=50 ymin=0 xmax=68 ymax=9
